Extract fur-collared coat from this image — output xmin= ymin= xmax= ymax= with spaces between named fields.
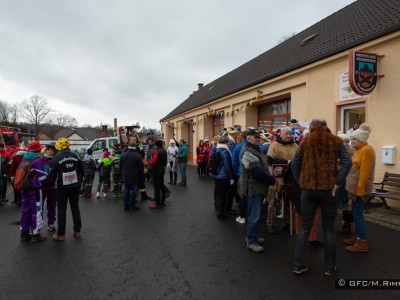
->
xmin=297 ymin=126 xmax=345 ymax=190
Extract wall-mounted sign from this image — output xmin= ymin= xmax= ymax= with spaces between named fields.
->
xmin=349 ymin=51 xmax=378 ymax=95
xmin=339 ymin=71 xmax=362 ymax=101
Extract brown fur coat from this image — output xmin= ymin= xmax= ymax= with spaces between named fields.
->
xmin=298 ymin=126 xmax=343 ymax=190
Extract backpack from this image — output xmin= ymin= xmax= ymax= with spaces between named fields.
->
xmin=208 ymin=151 xmax=222 ymax=174
xmin=111 ymin=159 xmax=122 ymax=175
xmin=14 ymin=161 xmax=32 ymax=191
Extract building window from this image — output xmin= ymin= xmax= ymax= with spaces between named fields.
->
xmin=213 ymin=113 xmax=224 ymax=136
xmin=258 ymin=99 xmax=291 ymax=130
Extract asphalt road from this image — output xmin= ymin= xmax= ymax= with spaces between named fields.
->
xmin=0 ymin=166 xmax=399 ymax=299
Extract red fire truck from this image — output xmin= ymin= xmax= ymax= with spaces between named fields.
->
xmin=0 ymin=127 xmax=36 ymax=151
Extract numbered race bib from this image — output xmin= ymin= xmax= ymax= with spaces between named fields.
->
xmin=62 ymin=170 xmax=78 ymax=185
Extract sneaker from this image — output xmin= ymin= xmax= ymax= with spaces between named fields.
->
xmin=131 ymin=206 xmax=141 ymax=211
xmin=309 ymin=240 xmax=325 ymax=248
xmin=267 ymin=226 xmax=277 ymax=235
xmin=47 ymin=224 xmax=56 ymax=232
xmin=103 ymin=192 xmax=107 ymax=197
xmin=247 ymin=243 xmax=264 ymax=253
xmin=79 ymin=193 xmax=84 ymax=197
xmin=293 ymin=265 xmax=309 ymax=275
xmin=31 ymin=234 xmax=47 ymax=243
xmin=324 ymin=267 xmax=337 ymax=276
xmin=52 ymin=234 xmax=66 ymax=241
xmin=236 ymin=217 xmax=246 ymax=224
xmin=149 ymin=203 xmax=159 ymax=209
xmin=73 ymin=231 xmax=81 ymax=237
xmin=164 ymin=190 xmax=171 ymax=199
xmin=96 ymin=192 xmax=100 ymax=198
xmin=20 ymin=234 xmax=31 ymax=241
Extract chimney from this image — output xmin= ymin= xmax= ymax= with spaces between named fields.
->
xmin=197 ymin=83 xmax=204 ymax=90
xmin=101 ymin=125 xmax=108 ymax=137
xmin=114 ymin=118 xmax=118 ymax=136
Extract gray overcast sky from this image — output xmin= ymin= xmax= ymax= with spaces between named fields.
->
xmin=0 ymin=0 xmax=355 ymax=129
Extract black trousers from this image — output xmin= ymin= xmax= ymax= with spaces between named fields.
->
xmin=1 ymin=174 xmax=7 ymax=202
xmin=152 ymin=174 xmax=166 ymax=205
xmin=113 ymin=174 xmax=123 ymax=194
xmin=57 ymin=187 xmax=81 ymax=236
xmin=214 ymin=179 xmax=232 ymax=216
xmin=97 ymin=176 xmax=110 ymax=192
xmin=84 ymin=174 xmax=95 ymax=196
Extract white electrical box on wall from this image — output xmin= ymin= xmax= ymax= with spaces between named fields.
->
xmin=382 ymin=146 xmax=396 ymax=164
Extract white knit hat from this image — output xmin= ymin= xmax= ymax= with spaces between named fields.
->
xmin=351 ymin=128 xmax=369 ymax=143
xmin=169 ymin=139 xmax=175 ymax=144
xmin=337 ymin=131 xmax=349 ymax=141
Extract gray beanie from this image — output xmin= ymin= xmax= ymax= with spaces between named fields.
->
xmin=351 ymin=128 xmax=369 ymax=143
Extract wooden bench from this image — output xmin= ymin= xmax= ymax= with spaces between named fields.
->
xmin=366 ymin=172 xmax=400 ymax=212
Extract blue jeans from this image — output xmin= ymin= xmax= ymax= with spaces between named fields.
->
xmin=179 ymin=163 xmax=187 ymax=184
xmin=352 ymin=197 xmax=366 ymax=240
xmin=294 ymin=190 xmax=337 ymax=271
xmin=123 ymin=184 xmax=138 ymax=209
xmin=246 ymin=194 xmax=263 ymax=244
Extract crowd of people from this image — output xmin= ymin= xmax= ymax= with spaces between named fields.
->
xmin=204 ymin=118 xmax=374 ymax=276
xmin=1 ymin=117 xmax=375 ymax=276
xmin=0 ymin=132 xmax=194 ymax=242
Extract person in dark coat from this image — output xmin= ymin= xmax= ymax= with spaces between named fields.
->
xmin=213 ymin=135 xmax=235 ymax=219
xmin=120 ymin=143 xmax=144 ymax=211
xmin=49 ymin=137 xmax=84 ymax=241
xmin=111 ymin=150 xmax=123 ymax=197
xmin=41 ymin=142 xmax=58 ymax=231
xmin=149 ymin=140 xmax=168 ymax=208
xmin=82 ymin=148 xmax=97 ymax=198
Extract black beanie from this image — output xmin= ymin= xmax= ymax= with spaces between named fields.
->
xmin=155 ymin=140 xmax=163 ymax=148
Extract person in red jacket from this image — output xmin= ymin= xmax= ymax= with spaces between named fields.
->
xmin=196 ymin=140 xmax=207 ymax=179
xmin=9 ymin=147 xmax=26 ymax=205
xmin=149 ymin=140 xmax=168 ymax=209
xmin=0 ymin=143 xmax=12 ymax=206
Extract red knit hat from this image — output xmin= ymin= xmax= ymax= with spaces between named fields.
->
xmin=27 ymin=141 xmax=44 ymax=152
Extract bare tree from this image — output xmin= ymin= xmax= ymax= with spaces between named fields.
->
xmin=53 ymin=113 xmax=78 ymax=128
xmin=0 ymin=100 xmax=9 ymax=123
xmin=20 ymin=95 xmax=54 ymax=137
xmin=8 ymin=104 xmax=18 ymax=123
xmin=0 ymin=100 xmax=19 ymax=124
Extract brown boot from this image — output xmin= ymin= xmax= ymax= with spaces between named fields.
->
xmin=343 ymin=234 xmax=357 ymax=245
xmin=345 ymin=238 xmax=368 ymax=252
